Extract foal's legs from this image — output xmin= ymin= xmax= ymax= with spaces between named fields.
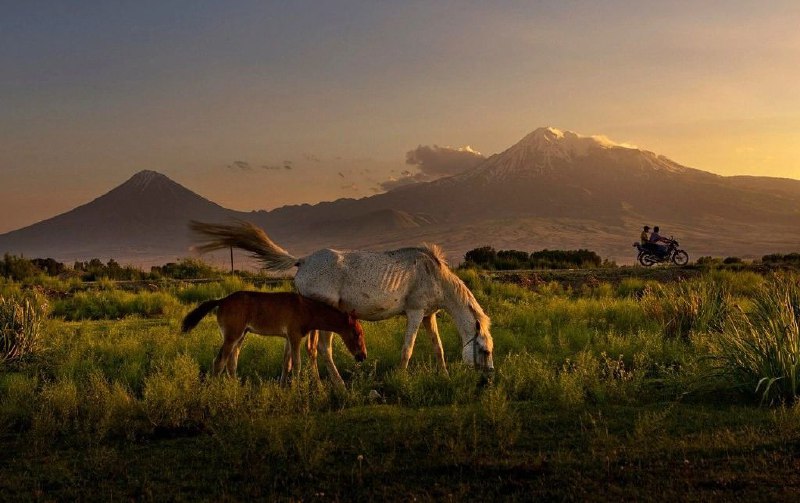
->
xmin=280 ymin=339 xmax=292 ymax=385
xmin=399 ymin=310 xmax=425 ymax=369
xmin=317 ymin=330 xmax=346 ymax=387
xmin=423 ymin=313 xmax=448 ymax=376
xmin=306 ymin=330 xmax=321 ymax=381
xmin=289 ymin=332 xmax=303 ymax=382
xmin=279 ymin=333 xmax=304 ymax=386
xmin=226 ymin=331 xmax=247 ymax=377
xmin=213 ymin=324 xmax=245 ymax=376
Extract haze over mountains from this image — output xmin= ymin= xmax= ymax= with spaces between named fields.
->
xmin=2 ymin=127 xmax=798 ymax=266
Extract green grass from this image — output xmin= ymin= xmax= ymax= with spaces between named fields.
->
xmin=706 ymin=274 xmax=800 ymax=404
xmin=2 ymin=270 xmax=800 ymax=499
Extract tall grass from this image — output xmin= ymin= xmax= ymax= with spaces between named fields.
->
xmin=0 ymin=293 xmax=47 ymax=364
xmin=4 ymin=268 xmax=795 ymax=454
xmin=173 ymin=276 xmax=251 ymax=304
xmin=707 ymin=274 xmax=800 ymax=404
xmin=51 ymin=290 xmax=180 ymax=320
xmin=641 ymin=276 xmax=731 ymax=341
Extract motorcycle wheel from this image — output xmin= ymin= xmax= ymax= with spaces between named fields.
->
xmin=672 ymin=250 xmax=689 ymax=266
xmin=639 ymin=254 xmax=655 ymax=267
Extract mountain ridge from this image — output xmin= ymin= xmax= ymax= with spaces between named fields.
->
xmin=1 ymin=128 xmax=799 ymax=265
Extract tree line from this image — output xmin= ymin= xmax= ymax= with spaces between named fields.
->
xmin=463 ymin=246 xmax=608 ymax=270
xmin=0 ymin=254 xmax=222 ymax=282
xmin=4 ymin=249 xmax=800 ymax=281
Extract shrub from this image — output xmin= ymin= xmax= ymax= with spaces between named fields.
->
xmin=529 ymin=249 xmax=602 ymax=269
xmin=696 ymin=256 xmax=722 ymax=267
xmin=142 ymin=354 xmax=203 ymax=429
xmin=707 ymin=274 xmax=800 ymax=404
xmin=0 ymin=294 xmax=48 ymax=364
xmin=174 ymin=276 xmax=250 ymax=304
xmin=79 ymin=372 xmax=142 ymax=440
xmin=0 ymin=373 xmax=38 ymax=431
xmin=616 ymin=278 xmax=649 ymax=298
xmin=642 ymin=277 xmax=731 ymax=341
xmin=150 ymin=258 xmax=222 ymax=280
xmin=30 ymin=379 xmax=80 ymax=441
xmin=51 ymin=290 xmax=179 ymax=320
xmin=463 ymin=246 xmax=497 ymax=268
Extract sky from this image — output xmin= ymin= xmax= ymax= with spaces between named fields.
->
xmin=2 ymin=0 xmax=799 ymax=233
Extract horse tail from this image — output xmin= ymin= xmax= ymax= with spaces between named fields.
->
xmin=181 ymin=299 xmax=221 ymax=333
xmin=189 ymin=220 xmax=299 ymax=271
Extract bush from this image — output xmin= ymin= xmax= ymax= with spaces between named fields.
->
xmin=462 ymin=247 xmax=605 ymax=270
xmin=0 ymin=294 xmax=48 ymax=364
xmin=642 ymin=277 xmax=731 ymax=341
xmin=142 ymin=354 xmax=203 ymax=429
xmin=151 ymin=258 xmax=222 ymax=280
xmin=51 ymin=290 xmax=180 ymax=320
xmin=464 ymin=246 xmax=497 ymax=268
xmin=174 ymin=276 xmax=250 ymax=304
xmin=0 ymin=373 xmax=38 ymax=431
xmin=529 ymin=249 xmax=603 ymax=269
xmin=707 ymin=274 xmax=800 ymax=404
xmin=762 ymin=253 xmax=800 ymax=266
xmin=696 ymin=256 xmax=723 ymax=267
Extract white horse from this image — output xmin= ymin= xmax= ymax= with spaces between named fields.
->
xmin=190 ymin=221 xmax=493 ymax=385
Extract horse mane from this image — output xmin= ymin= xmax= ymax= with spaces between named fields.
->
xmin=419 ymin=243 xmax=493 ymax=351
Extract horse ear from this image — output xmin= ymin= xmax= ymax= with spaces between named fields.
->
xmin=348 ymin=310 xmax=358 ymax=325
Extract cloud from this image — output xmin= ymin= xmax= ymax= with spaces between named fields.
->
xmin=405 ymin=144 xmax=485 ymax=176
xmin=228 ymin=159 xmax=295 ymax=172
xmin=378 ymin=144 xmax=486 ymax=191
xmin=227 ymin=160 xmax=252 ymax=171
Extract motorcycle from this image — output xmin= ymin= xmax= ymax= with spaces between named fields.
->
xmin=633 ymin=237 xmax=689 ymax=267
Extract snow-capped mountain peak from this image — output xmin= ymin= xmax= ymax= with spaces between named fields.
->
xmin=453 ymin=126 xmax=694 ymax=181
xmin=514 ymin=127 xmax=635 ymax=156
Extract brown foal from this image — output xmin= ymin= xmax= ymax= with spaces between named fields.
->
xmin=181 ymin=291 xmax=366 ymax=384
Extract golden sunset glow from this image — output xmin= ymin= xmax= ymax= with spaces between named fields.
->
xmin=1 ymin=2 xmax=799 ymax=233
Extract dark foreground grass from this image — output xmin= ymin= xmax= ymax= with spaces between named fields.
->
xmin=1 ymin=401 xmax=799 ymax=501
xmin=3 ymin=270 xmax=800 ymax=500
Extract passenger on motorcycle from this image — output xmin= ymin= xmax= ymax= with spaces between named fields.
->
xmin=648 ymin=226 xmax=671 ymax=257
xmin=640 ymin=225 xmax=651 ymax=246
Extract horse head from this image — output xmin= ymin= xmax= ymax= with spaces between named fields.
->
xmin=342 ymin=310 xmax=367 ymax=362
xmin=463 ymin=320 xmax=494 ymax=371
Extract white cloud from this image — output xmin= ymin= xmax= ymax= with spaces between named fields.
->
xmin=378 ymin=144 xmax=485 ymax=191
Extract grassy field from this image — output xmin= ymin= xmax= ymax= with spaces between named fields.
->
xmin=2 ymin=268 xmax=800 ymax=500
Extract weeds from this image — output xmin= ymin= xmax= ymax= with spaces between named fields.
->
xmin=707 ymin=274 xmax=800 ymax=404
xmin=642 ymin=276 xmax=731 ymax=341
xmin=0 ymin=293 xmax=47 ymax=364
xmin=4 ymin=270 xmax=799 ymax=466
xmin=51 ymin=290 xmax=180 ymax=320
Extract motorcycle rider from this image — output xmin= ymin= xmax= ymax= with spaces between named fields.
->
xmin=648 ymin=226 xmax=671 ymax=258
xmin=640 ymin=225 xmax=651 ymax=247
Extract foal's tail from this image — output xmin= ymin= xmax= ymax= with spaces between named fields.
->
xmin=181 ymin=299 xmax=221 ymax=333
xmin=189 ymin=220 xmax=299 ymax=271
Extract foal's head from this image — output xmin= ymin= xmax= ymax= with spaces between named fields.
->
xmin=341 ymin=311 xmax=367 ymax=362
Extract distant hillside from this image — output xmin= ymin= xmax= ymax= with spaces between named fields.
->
xmin=0 ymin=170 xmax=244 ymax=264
xmin=248 ymin=127 xmax=800 ymax=261
xmin=1 ymin=128 xmax=799 ymax=265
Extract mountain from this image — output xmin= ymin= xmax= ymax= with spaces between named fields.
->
xmin=1 ymin=129 xmax=799 ymax=265
xmin=247 ymin=127 xmax=800 ymax=260
xmin=0 ymin=170 xmax=245 ymax=264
